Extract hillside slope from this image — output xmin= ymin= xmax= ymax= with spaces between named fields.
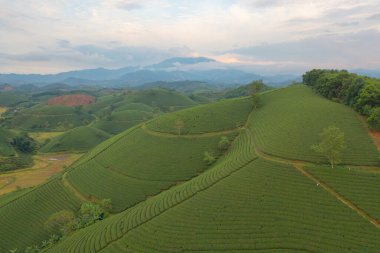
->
xmin=45 ymin=85 xmax=380 ymax=253
xmin=40 ymin=126 xmax=112 ymax=153
xmin=0 ymin=96 xmax=250 ymax=252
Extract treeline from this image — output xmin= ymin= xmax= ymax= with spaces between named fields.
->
xmin=303 ymin=69 xmax=380 ymax=130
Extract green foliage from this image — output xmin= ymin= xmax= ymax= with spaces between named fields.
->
xmin=203 ymin=151 xmax=216 ymax=165
xmin=217 ymin=136 xmax=230 ymax=152
xmin=44 ymin=210 xmax=75 ymax=236
xmin=223 ymin=80 xmax=270 ymax=99
xmin=303 ymin=69 xmax=380 ymax=123
xmin=311 ymin=126 xmax=345 ymax=168
xmin=0 ymin=179 xmax=81 ymax=252
xmin=250 ymin=80 xmax=264 ymax=108
xmin=367 ymin=107 xmax=380 ymax=130
xmin=11 ymin=134 xmax=37 ymax=153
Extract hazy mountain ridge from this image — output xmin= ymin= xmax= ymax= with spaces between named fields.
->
xmin=0 ymin=57 xmax=301 ymax=87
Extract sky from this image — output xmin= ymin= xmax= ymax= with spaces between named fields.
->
xmin=0 ymin=0 xmax=380 ymax=74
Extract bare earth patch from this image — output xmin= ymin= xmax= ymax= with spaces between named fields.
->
xmin=369 ymin=131 xmax=380 ymax=153
xmin=0 ymin=153 xmax=82 ymax=196
xmin=0 ymin=107 xmax=7 ymax=117
xmin=48 ymin=94 xmax=95 ymax=107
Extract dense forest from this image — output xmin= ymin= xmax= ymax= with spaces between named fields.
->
xmin=303 ymin=69 xmax=380 ymax=130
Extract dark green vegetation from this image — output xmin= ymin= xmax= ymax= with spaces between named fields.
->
xmin=0 ymin=92 xmax=27 ymax=106
xmin=303 ymin=69 xmax=380 ymax=130
xmin=0 ymin=128 xmax=16 ymax=156
xmin=0 ymin=83 xmax=379 ymax=252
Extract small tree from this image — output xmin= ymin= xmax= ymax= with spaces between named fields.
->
xmin=250 ymin=80 xmax=264 ymax=109
xmin=203 ymin=151 xmax=216 ymax=165
xmin=174 ymin=119 xmax=185 ymax=135
xmin=367 ymin=107 xmax=380 ymax=130
xmin=44 ymin=210 xmax=75 ymax=236
xmin=312 ymin=126 xmax=345 ymax=168
xmin=218 ymin=136 xmax=230 ymax=152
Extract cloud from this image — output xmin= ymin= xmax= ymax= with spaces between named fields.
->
xmin=227 ymin=29 xmax=380 ymax=72
xmin=113 ymin=0 xmax=145 ymax=10
xmin=367 ymin=13 xmax=380 ymax=20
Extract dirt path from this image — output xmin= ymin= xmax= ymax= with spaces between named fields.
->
xmin=141 ymin=123 xmax=240 ymax=138
xmin=62 ymin=172 xmax=89 ymax=202
xmin=249 ymin=134 xmax=380 ymax=229
xmin=293 ymin=163 xmax=380 ymax=229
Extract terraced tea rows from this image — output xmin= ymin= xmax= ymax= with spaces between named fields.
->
xmin=67 ymin=127 xmax=236 ymax=211
xmin=46 ymin=129 xmax=257 ymax=253
xmin=93 ymin=110 xmax=153 ymax=135
xmin=250 ymin=85 xmax=379 ymax=165
xmin=109 ymin=159 xmax=380 ymax=253
xmin=0 ymin=178 xmax=81 ymax=252
xmin=41 ymin=126 xmax=112 ymax=153
xmin=147 ymin=97 xmax=252 ymax=134
xmin=306 ymin=165 xmax=380 ymax=221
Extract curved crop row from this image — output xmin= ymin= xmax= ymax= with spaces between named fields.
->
xmin=249 ymin=85 xmax=379 ymax=166
xmin=0 ymin=178 xmax=81 ymax=252
xmin=147 ymin=97 xmax=252 ymax=134
xmin=46 ymin=130 xmax=257 ymax=252
xmin=306 ymin=165 xmax=380 ymax=221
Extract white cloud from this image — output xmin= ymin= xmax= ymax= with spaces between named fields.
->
xmin=0 ymin=0 xmax=379 ymax=73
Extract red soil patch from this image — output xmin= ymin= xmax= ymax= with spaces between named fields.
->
xmin=3 ymin=85 xmax=13 ymax=91
xmin=48 ymin=94 xmax=95 ymax=107
xmin=369 ymin=131 xmax=380 ymax=153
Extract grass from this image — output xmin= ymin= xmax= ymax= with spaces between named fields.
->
xmin=40 ymin=126 xmax=112 ymax=153
xmin=147 ymin=97 xmax=252 ymax=134
xmin=250 ymin=85 xmax=380 ymax=166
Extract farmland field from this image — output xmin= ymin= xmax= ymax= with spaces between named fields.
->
xmin=0 ymin=85 xmax=379 ymax=253
xmin=40 ymin=126 xmax=112 ymax=153
xmin=147 ymin=97 xmax=252 ymax=134
xmin=250 ymin=85 xmax=379 ymax=165
xmin=0 ymin=153 xmax=81 ymax=195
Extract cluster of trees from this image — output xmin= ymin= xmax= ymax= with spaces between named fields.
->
xmin=10 ymin=134 xmax=37 ymax=154
xmin=12 ymin=199 xmax=112 ymax=253
xmin=303 ymin=69 xmax=380 ymax=130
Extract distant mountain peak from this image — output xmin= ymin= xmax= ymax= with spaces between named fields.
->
xmin=148 ymin=57 xmax=216 ymax=69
